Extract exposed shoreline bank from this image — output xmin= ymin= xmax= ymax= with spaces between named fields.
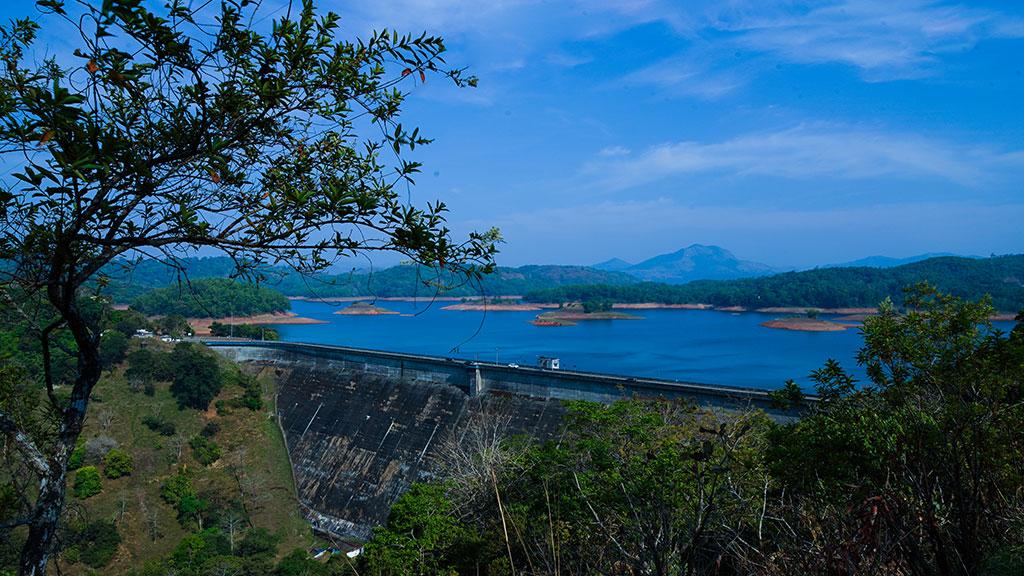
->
xmin=188 ymin=312 xmax=326 ymax=336
xmin=285 ymin=296 xmax=1016 ymax=322
xmin=760 ymin=318 xmax=857 ymax=332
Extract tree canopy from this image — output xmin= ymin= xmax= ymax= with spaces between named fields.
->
xmin=354 ymin=287 xmax=1024 ymax=575
xmin=0 ymin=0 xmax=496 ymax=572
xmin=131 ymin=278 xmax=290 ymax=318
xmin=525 ymin=255 xmax=1024 ymax=312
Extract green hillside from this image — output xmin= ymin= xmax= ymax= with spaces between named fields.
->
xmin=130 ymin=278 xmax=291 ymax=318
xmin=103 ymin=257 xmax=638 ymax=301
xmin=524 ymin=255 xmax=1024 ymax=312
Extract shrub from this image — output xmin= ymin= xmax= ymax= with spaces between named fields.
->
xmin=67 ymin=441 xmax=86 ymax=471
xmin=142 ymin=415 xmax=176 ymax=436
xmin=99 ymin=330 xmax=129 ymax=370
xmin=224 ymin=373 xmax=263 ymax=411
xmin=73 ymin=520 xmax=121 ymax=568
xmin=237 ymin=527 xmax=279 ymax=558
xmin=189 ymin=436 xmax=222 ymax=466
xmin=200 ymin=421 xmax=220 ymax=438
xmin=170 ymin=528 xmax=229 ymax=569
xmin=83 ymin=435 xmax=118 ymax=464
xmin=102 ymin=448 xmax=134 ymax=479
xmin=169 ymin=343 xmax=224 ymax=410
xmin=161 ymin=473 xmax=207 ymax=527
xmin=126 ymin=348 xmax=175 ymax=386
xmin=72 ymin=467 xmax=102 ymax=499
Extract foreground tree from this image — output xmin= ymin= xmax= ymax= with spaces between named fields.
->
xmin=0 ymin=0 xmax=497 ymax=572
xmin=767 ymin=285 xmax=1024 ymax=575
xmin=354 ymin=287 xmax=1023 ymax=575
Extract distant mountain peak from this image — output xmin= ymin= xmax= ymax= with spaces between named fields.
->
xmin=592 ymin=257 xmax=633 ymax=272
xmin=600 ymin=244 xmax=776 ymax=284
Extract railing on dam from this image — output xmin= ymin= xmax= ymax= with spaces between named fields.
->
xmin=204 ymin=339 xmax=817 ymax=416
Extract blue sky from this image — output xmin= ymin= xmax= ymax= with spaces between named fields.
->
xmin=5 ymin=0 xmax=1023 ymax=268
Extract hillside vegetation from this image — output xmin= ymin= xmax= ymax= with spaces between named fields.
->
xmin=102 ymin=257 xmax=637 ymax=301
xmin=525 ymin=255 xmax=1024 ymax=312
xmin=1 ymin=337 xmax=319 ymax=574
xmin=130 ymin=278 xmax=291 ymax=318
xmin=350 ymin=288 xmax=1024 ymax=575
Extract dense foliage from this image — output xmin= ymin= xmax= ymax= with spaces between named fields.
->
xmin=210 ymin=322 xmax=279 ymax=340
xmin=168 ymin=343 xmax=225 ymax=410
xmin=98 ymin=330 xmax=129 ymax=369
xmin=189 ymin=436 xmax=222 ymax=467
xmin=71 ymin=467 xmax=101 ymax=499
xmin=102 ymin=256 xmax=638 ymax=300
xmin=131 ymin=278 xmax=290 ymax=318
xmin=126 ymin=346 xmax=176 ymax=387
xmin=525 ymin=255 xmax=1024 ymax=312
xmin=0 ymin=0 xmax=496 ymax=567
xmin=356 ymin=287 xmax=1024 ymax=575
xmin=101 ymin=447 xmax=133 ymax=479
xmin=63 ymin=520 xmax=121 ymax=569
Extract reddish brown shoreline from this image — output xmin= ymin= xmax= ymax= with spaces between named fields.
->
xmin=188 ymin=312 xmax=326 ymax=336
xmin=761 ymin=318 xmax=856 ymax=332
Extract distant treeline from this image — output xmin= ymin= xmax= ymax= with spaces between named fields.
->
xmin=101 ymin=257 xmax=636 ymax=301
xmin=524 ymin=255 xmax=1024 ymax=312
xmin=130 ymin=278 xmax=290 ymax=318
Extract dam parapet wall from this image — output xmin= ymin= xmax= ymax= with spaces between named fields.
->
xmin=207 ymin=340 xmax=811 ymax=541
xmin=207 ymin=340 xmax=810 ymax=416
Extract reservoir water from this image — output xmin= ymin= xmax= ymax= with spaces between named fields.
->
xmin=274 ymin=300 xmax=878 ymax=390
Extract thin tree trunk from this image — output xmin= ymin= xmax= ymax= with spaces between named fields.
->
xmin=19 ymin=293 xmax=100 ymax=576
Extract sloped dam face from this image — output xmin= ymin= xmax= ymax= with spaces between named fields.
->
xmin=213 ymin=344 xmax=566 ymax=542
xmin=209 ymin=342 xmax=797 ymax=542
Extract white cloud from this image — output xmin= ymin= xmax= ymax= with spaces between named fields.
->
xmin=688 ymin=1 xmax=1023 ymax=80
xmin=582 ymin=125 xmax=1024 ymax=190
xmin=622 ymin=60 xmax=746 ymax=99
xmin=597 ymin=145 xmax=631 ymax=157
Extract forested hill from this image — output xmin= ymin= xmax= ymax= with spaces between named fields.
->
xmin=102 ymin=257 xmax=638 ymax=301
xmin=130 ymin=278 xmax=291 ymax=317
xmin=523 ymin=255 xmax=1024 ymax=312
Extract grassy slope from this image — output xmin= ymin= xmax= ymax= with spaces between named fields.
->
xmin=57 ymin=342 xmax=311 ymax=574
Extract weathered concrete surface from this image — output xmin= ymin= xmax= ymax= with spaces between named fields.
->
xmin=234 ymin=349 xmax=564 ymax=542
xmin=210 ymin=341 xmax=812 ymax=542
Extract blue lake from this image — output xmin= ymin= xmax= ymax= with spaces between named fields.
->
xmin=274 ymin=300 xmax=876 ymax=390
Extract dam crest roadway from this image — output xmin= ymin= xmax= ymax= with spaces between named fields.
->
xmin=206 ymin=340 xmax=814 ymax=542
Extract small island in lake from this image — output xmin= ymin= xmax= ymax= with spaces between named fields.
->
xmin=442 ymin=297 xmax=547 ymax=311
xmin=760 ymin=316 xmax=855 ymax=332
xmin=334 ymin=301 xmax=400 ymax=315
xmin=532 ymin=301 xmax=643 ymax=326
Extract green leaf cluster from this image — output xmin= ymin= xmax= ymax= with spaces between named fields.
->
xmin=102 ymin=447 xmax=133 ymax=478
xmin=72 ymin=466 xmax=102 ymax=499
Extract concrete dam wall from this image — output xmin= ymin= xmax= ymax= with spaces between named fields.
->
xmin=208 ymin=341 xmax=808 ymax=542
